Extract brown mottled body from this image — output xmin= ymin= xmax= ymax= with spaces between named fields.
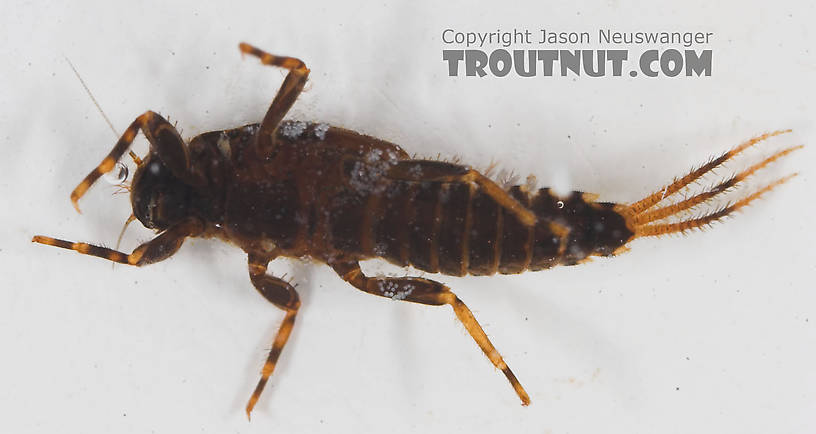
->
xmin=33 ymin=43 xmax=800 ymax=418
xmin=210 ymin=120 xmax=632 ymax=275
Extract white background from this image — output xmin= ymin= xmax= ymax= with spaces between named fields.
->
xmin=2 ymin=1 xmax=814 ymax=433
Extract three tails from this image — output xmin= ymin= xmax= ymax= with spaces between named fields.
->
xmin=622 ymin=130 xmax=801 ymax=238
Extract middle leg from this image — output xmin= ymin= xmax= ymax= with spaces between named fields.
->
xmin=239 ymin=43 xmax=310 ymax=154
xmin=244 ymin=253 xmax=301 ymax=419
xmin=330 ymin=260 xmax=530 ymax=405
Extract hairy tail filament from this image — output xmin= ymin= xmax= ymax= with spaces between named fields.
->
xmin=633 ymin=145 xmax=802 ymax=226
xmin=628 ymin=129 xmax=792 ymax=215
xmin=634 ymin=174 xmax=797 ymax=237
xmin=625 ymin=131 xmax=800 ymax=238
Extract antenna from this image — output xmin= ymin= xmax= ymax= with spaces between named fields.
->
xmin=64 ymin=56 xmax=141 ymax=164
xmin=64 ymin=56 xmax=119 ymax=137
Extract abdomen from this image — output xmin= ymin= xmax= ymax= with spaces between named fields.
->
xmin=324 ymin=177 xmax=634 ymax=275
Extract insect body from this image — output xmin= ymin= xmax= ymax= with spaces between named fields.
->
xmin=33 ymin=43 xmax=800 ymax=417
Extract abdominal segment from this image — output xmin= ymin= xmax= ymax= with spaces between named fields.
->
xmin=324 ymin=175 xmax=633 ymax=275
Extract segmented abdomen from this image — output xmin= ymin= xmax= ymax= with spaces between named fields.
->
xmin=326 ymin=176 xmax=634 ymax=276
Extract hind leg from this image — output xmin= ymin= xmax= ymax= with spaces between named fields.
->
xmin=387 ymin=160 xmax=536 ymax=227
xmin=330 ymin=260 xmax=530 ymax=405
xmin=244 ymin=253 xmax=301 ymax=419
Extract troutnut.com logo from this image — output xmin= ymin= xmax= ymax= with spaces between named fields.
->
xmin=442 ymin=28 xmax=713 ymax=78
